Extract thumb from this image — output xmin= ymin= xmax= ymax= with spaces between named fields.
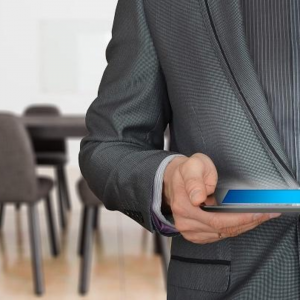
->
xmin=188 ymin=182 xmax=208 ymax=206
xmin=181 ymin=158 xmax=209 ymax=206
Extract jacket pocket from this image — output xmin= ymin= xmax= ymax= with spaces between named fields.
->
xmin=168 ymin=255 xmax=231 ymax=293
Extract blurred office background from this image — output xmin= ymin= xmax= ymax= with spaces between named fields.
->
xmin=0 ymin=0 xmax=168 ymax=299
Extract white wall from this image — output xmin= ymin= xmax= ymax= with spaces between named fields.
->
xmin=0 ymin=0 xmax=118 ymax=166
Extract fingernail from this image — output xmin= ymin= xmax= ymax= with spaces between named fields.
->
xmin=189 ymin=189 xmax=201 ymax=204
xmin=269 ymin=213 xmax=281 ymax=219
xmin=253 ymin=213 xmax=264 ymax=221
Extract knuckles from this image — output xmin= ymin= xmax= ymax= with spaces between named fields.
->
xmin=183 ymin=234 xmax=201 ymax=244
xmin=222 ymin=227 xmax=240 ymax=237
xmin=183 ymin=234 xmax=217 ymax=245
xmin=207 ymin=215 xmax=224 ymax=230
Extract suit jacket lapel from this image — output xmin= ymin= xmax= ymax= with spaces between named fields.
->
xmin=197 ymin=0 xmax=297 ymax=183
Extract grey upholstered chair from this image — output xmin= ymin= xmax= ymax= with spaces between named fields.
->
xmin=0 ymin=113 xmax=59 ymax=295
xmin=24 ymin=105 xmax=71 ymax=229
xmin=76 ymin=178 xmax=102 ymax=295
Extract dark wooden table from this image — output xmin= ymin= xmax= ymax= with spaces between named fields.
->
xmin=21 ymin=115 xmax=88 ymax=139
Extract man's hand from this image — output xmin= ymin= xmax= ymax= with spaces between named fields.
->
xmin=162 ymin=153 xmax=281 ymax=244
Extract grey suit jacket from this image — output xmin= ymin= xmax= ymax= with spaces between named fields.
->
xmin=79 ymin=0 xmax=300 ymax=298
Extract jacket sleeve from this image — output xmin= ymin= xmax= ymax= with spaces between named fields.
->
xmin=78 ymin=0 xmax=181 ymax=232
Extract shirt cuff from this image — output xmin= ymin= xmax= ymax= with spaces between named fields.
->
xmin=151 ymin=154 xmax=185 ymax=235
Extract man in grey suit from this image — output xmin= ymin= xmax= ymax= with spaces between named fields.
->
xmin=79 ymin=0 xmax=300 ymax=298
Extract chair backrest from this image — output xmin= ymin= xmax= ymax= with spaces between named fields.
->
xmin=0 ymin=113 xmax=37 ymax=202
xmin=24 ymin=105 xmax=66 ymax=153
xmin=24 ymin=105 xmax=60 ymax=116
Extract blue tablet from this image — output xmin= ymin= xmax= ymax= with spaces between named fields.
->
xmin=201 ymin=189 xmax=300 ymax=212
xmin=222 ymin=189 xmax=300 ymax=204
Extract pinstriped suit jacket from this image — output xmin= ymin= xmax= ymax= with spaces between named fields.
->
xmin=79 ymin=0 xmax=300 ymax=298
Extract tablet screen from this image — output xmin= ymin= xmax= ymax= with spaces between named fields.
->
xmin=221 ymin=189 xmax=300 ymax=204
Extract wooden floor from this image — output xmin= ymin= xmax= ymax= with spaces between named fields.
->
xmin=0 ymin=167 xmax=166 ymax=299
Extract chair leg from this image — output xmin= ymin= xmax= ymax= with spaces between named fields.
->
xmin=0 ymin=204 xmax=5 ymax=229
xmin=56 ymin=165 xmax=71 ymax=211
xmin=55 ymin=166 xmax=67 ymax=230
xmin=93 ymin=207 xmax=100 ymax=230
xmin=44 ymin=194 xmax=60 ymax=257
xmin=79 ymin=206 xmax=95 ymax=295
xmin=78 ymin=206 xmax=88 ymax=256
xmin=28 ymin=204 xmax=45 ymax=296
xmin=157 ymin=233 xmax=171 ymax=289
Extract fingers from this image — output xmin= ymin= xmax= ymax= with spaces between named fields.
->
xmin=172 ymin=174 xmax=281 ymax=234
xmin=198 ymin=207 xmax=281 ymax=230
xmin=172 ymin=190 xmax=281 ymax=241
xmin=218 ymin=213 xmax=281 ymax=237
xmin=182 ymin=231 xmax=222 ymax=244
xmin=177 ymin=206 xmax=281 ymax=239
xmin=182 ymin=213 xmax=282 ymax=244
